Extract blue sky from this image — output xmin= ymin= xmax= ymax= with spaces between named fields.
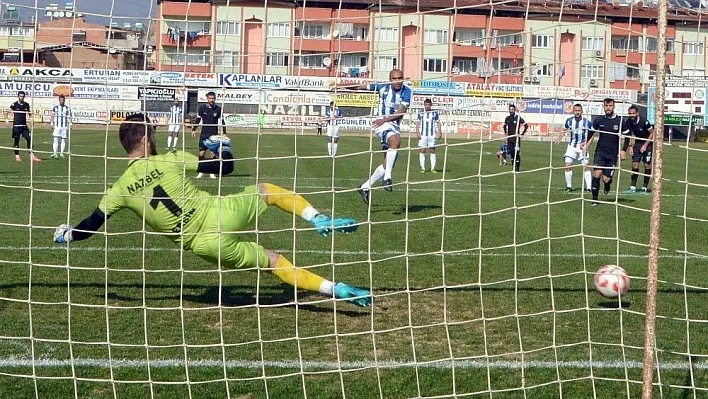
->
xmin=10 ymin=0 xmax=154 ymax=24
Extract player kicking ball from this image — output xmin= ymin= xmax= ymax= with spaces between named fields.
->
xmin=53 ymin=113 xmax=372 ymax=307
xmin=555 ymin=103 xmax=592 ymax=192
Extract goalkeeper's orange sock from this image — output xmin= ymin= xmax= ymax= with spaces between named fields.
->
xmin=271 ymin=255 xmax=334 ymax=294
xmin=262 ymin=183 xmax=320 ymax=221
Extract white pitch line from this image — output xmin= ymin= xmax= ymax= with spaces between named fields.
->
xmin=0 ymin=357 xmax=704 ymax=371
xmin=0 ymin=246 xmax=705 ymax=260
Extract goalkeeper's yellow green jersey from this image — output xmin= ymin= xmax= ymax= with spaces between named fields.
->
xmin=98 ymin=151 xmax=214 ymax=246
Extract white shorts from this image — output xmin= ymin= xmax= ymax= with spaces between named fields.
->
xmin=168 ymin=124 xmax=181 ymax=134
xmin=373 ymin=122 xmax=400 ymax=148
xmin=418 ymin=136 xmax=436 ymax=149
xmin=52 ymin=127 xmax=69 ymax=139
xmin=326 ymin=125 xmax=340 ymax=138
xmin=563 ymin=145 xmax=589 ymax=165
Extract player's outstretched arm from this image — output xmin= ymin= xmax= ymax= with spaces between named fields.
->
xmin=54 ymin=208 xmax=110 ymax=243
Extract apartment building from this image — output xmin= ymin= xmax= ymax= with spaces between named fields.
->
xmin=156 ymin=0 xmax=706 ymax=93
xmin=0 ymin=5 xmax=36 ymax=65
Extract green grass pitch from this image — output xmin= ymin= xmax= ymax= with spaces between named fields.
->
xmin=0 ymin=128 xmax=706 ymax=398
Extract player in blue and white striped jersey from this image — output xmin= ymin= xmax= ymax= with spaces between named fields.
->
xmin=50 ymin=94 xmax=72 ymax=159
xmin=555 ymin=103 xmax=592 ymax=191
xmin=166 ymin=99 xmax=183 ymax=151
xmin=356 ymin=69 xmax=411 ymax=203
xmin=324 ymin=101 xmax=342 ymax=156
xmin=416 ymin=98 xmax=442 ymax=173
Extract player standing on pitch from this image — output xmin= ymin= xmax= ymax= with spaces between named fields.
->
xmin=503 ymin=104 xmax=528 ymax=172
xmin=325 ymin=101 xmax=342 ymax=156
xmin=53 ymin=114 xmax=371 ymax=307
xmin=555 ymin=103 xmax=592 ymax=192
xmin=191 ymin=91 xmax=226 ymax=179
xmin=7 ymin=91 xmax=40 ymax=162
xmin=356 ymin=68 xmax=412 ymax=204
xmin=50 ymin=94 xmax=72 ymax=159
xmin=587 ymin=98 xmax=624 ymax=205
xmin=621 ymin=105 xmax=654 ymax=194
xmin=166 ymin=98 xmax=183 ymax=151
xmin=416 ymin=98 xmax=442 ymax=173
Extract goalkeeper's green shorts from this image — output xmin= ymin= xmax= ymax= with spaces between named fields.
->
xmin=190 ymin=185 xmax=270 ymax=269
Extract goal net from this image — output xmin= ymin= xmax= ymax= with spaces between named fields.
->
xmin=0 ymin=0 xmax=706 ymax=397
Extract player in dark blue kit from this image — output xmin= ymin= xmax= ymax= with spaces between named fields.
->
xmin=587 ymin=98 xmax=624 ymax=205
xmin=497 ymin=143 xmax=509 ymax=166
xmin=7 ymin=91 xmax=40 ymax=162
xmin=191 ymin=91 xmax=226 ymax=179
xmin=621 ymin=105 xmax=654 ymax=194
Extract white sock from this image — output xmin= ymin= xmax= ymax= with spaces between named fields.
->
xmin=167 ymin=136 xmax=172 ymax=148
xmin=383 ymin=150 xmax=398 ymax=180
xmin=418 ymin=153 xmax=425 ymax=170
xmin=361 ymin=165 xmax=385 ymax=189
xmin=584 ymin=170 xmax=592 ymax=189
xmin=430 ymin=153 xmax=436 ymax=170
xmin=332 ymin=143 xmax=338 ymax=156
xmin=301 ymin=206 xmax=319 ymax=222
xmin=565 ymin=170 xmax=573 ymax=187
xmin=319 ymin=280 xmax=334 ymax=295
xmin=52 ymin=137 xmax=59 ymax=154
xmin=172 ymin=136 xmax=178 ymax=148
xmin=60 ymin=138 xmax=66 ymax=154
xmin=327 ymin=142 xmax=332 ymax=156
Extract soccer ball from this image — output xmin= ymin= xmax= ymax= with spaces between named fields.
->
xmin=593 ymin=265 xmax=630 ymax=298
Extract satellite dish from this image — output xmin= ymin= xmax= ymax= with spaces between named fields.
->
xmin=322 ymin=57 xmax=331 ymax=67
xmin=66 ymin=12 xmax=72 ymax=17
xmin=58 ymin=11 xmax=65 ymax=17
xmin=45 ymin=10 xmax=53 ymax=16
xmin=332 ymin=29 xmax=339 ymax=38
xmin=108 ymin=47 xmax=116 ymax=54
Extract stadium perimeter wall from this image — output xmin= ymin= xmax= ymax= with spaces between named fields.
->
xmin=0 ymin=67 xmax=638 ymax=138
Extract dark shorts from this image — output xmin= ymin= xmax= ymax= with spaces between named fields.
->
xmin=506 ymin=139 xmax=519 ymax=156
xmin=12 ymin=126 xmax=30 ymax=140
xmin=631 ymin=144 xmax=653 ymax=164
xmin=594 ymin=150 xmax=617 ymax=177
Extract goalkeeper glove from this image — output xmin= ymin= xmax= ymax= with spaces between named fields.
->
xmin=54 ymin=224 xmax=73 ymax=244
xmin=204 ymin=135 xmax=231 ymax=155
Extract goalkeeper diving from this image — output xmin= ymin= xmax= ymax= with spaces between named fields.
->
xmin=53 ymin=114 xmax=371 ymax=307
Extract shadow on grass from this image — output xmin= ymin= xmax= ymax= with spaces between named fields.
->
xmin=103 ymin=285 xmax=368 ymax=316
xmin=368 ymin=204 xmax=443 ymax=214
xmin=597 ymin=300 xmax=632 ymax=309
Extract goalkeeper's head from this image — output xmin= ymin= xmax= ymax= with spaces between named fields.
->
xmin=120 ymin=113 xmax=157 ymax=157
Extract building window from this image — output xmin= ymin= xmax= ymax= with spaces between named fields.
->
xmin=682 ymin=68 xmax=706 ymax=77
xmin=339 ymin=54 xmax=367 ymax=68
xmin=581 ymin=64 xmax=604 ymax=79
xmin=533 ymin=64 xmax=553 ymax=77
xmin=167 ymin=51 xmax=209 ymax=66
xmin=374 ymin=27 xmax=398 ymax=43
xmin=582 ymin=37 xmax=604 ymax=51
xmin=424 ymin=29 xmax=448 ymax=44
xmin=453 ymin=58 xmax=478 ymax=74
xmin=216 ymin=50 xmax=239 ymax=67
xmin=493 ymin=58 xmax=523 ymax=73
xmin=11 ymin=27 xmax=33 ymax=37
xmin=294 ymin=53 xmax=325 ymax=68
xmin=335 ymin=23 xmax=368 ymax=41
xmin=216 ymin=21 xmax=239 ymax=36
xmin=645 ymin=37 xmax=658 ymax=52
xmin=626 ymin=63 xmax=641 ymax=79
xmin=684 ymin=42 xmax=704 ymax=55
xmin=266 ymin=52 xmax=289 ymax=67
xmin=295 ymin=24 xmax=327 ymax=39
xmin=423 ymin=58 xmax=447 ymax=73
xmin=453 ymin=29 xmax=485 ymax=46
xmin=611 ymin=37 xmax=640 ymax=51
xmin=531 ymin=34 xmax=553 ymax=48
xmin=496 ymin=31 xmax=523 ymax=46
xmin=374 ymin=56 xmax=397 ymax=71
xmin=0 ymin=27 xmax=10 ymax=36
xmin=267 ymin=22 xmax=290 ymax=38
xmin=165 ymin=21 xmax=211 ymax=35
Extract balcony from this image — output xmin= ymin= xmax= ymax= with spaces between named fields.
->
xmin=452 ymin=42 xmax=485 ymax=58
xmin=161 ymin=1 xmax=211 ymax=18
xmin=294 ymin=37 xmax=331 ymax=53
xmin=162 ymin=33 xmax=211 ymax=48
xmin=333 ymin=38 xmax=369 ymax=53
xmin=160 ymin=62 xmax=210 ymax=73
xmin=489 ymin=43 xmax=524 ymax=60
